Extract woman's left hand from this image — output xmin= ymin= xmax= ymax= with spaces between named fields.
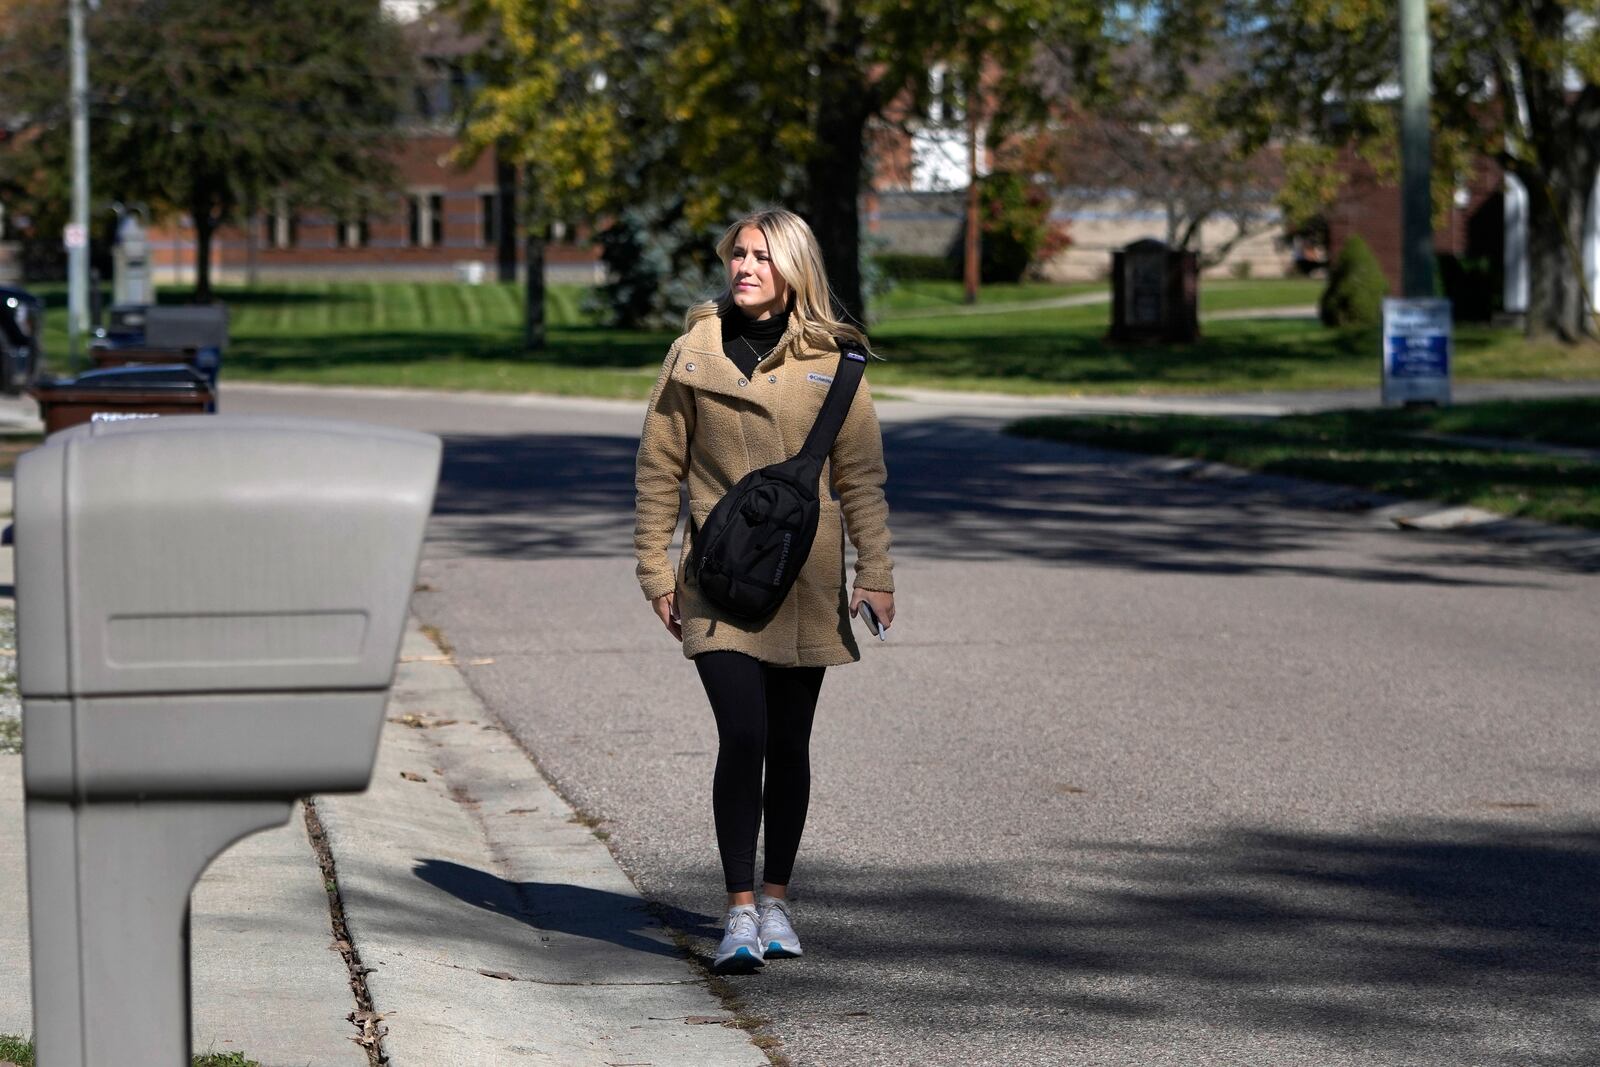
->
xmin=850 ymin=588 xmax=896 ymax=631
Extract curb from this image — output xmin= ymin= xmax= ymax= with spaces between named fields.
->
xmin=1053 ymin=443 xmax=1600 ymax=571
xmin=314 ymin=620 xmax=770 ymax=1067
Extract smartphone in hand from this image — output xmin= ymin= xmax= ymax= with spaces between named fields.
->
xmin=857 ymin=600 xmax=887 ymax=641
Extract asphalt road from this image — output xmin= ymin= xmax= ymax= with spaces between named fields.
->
xmin=227 ymin=383 xmax=1600 ymax=1067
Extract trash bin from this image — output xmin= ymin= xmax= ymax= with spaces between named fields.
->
xmin=28 ymin=365 xmax=215 ymax=436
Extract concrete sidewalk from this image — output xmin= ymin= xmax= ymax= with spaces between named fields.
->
xmin=0 ymin=506 xmax=763 ymax=1064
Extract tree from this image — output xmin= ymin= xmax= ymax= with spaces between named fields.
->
xmin=1146 ymin=0 xmax=1600 ymax=342
xmin=1023 ymin=101 xmax=1284 ymax=269
xmin=460 ymin=0 xmax=1106 ymax=323
xmin=0 ymin=0 xmax=411 ymax=302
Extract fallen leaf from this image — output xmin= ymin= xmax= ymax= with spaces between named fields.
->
xmin=506 ymin=807 xmax=540 ymax=815
xmin=1055 ymin=783 xmax=1087 ymax=795
xmin=387 ymin=713 xmax=458 ymax=730
xmin=477 ymin=968 xmax=518 ymax=981
xmin=468 ymin=657 xmax=496 ymax=666
xmin=843 ymin=1011 xmax=871 ymax=1018
xmin=398 ymin=653 xmax=453 ymax=664
xmin=682 ymin=1016 xmax=727 ymax=1025
xmin=400 ymin=771 xmax=428 ymax=783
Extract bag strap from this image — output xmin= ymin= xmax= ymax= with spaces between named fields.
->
xmin=796 ymin=338 xmax=868 ymax=464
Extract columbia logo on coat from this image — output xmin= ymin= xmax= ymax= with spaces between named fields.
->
xmin=807 ymin=372 xmax=833 ymax=385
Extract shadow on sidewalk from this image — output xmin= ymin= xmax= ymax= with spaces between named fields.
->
xmin=412 ymin=858 xmax=691 ymax=961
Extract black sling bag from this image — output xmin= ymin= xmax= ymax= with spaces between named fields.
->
xmin=689 ymin=340 xmax=868 ymax=621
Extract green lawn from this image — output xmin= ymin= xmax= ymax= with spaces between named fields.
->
xmin=872 ymin=276 xmax=1321 ymax=317
xmin=1008 ymin=399 xmax=1600 ymax=529
xmin=24 ymin=278 xmax=1600 ymax=399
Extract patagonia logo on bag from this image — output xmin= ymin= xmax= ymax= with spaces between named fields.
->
xmin=807 ymin=372 xmax=834 ymax=385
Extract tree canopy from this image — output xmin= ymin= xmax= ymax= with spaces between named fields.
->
xmin=1145 ymin=0 xmax=1600 ymax=341
xmin=0 ymin=0 xmax=413 ymax=301
xmin=460 ymin=0 xmax=1106 ymax=323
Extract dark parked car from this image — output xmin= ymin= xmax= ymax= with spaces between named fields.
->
xmin=0 ymin=285 xmax=45 ymax=395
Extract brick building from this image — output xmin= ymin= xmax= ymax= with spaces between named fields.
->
xmin=146 ymin=9 xmax=600 ymax=286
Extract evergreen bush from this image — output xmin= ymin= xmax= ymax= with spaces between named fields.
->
xmin=1318 ymin=235 xmax=1389 ymax=328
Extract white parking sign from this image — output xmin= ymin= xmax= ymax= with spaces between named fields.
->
xmin=63 ymin=223 xmax=88 ymax=249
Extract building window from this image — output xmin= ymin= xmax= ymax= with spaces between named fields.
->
xmin=929 ymin=64 xmax=965 ymax=126
xmin=266 ymin=198 xmax=296 ymax=249
xmin=340 ymin=215 xmax=369 ymax=249
xmin=407 ymin=192 xmax=446 ymax=248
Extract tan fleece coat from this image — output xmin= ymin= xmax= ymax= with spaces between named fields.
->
xmin=634 ymin=311 xmax=895 ymax=667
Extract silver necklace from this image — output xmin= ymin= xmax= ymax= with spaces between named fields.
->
xmin=739 ymin=335 xmax=775 ymax=364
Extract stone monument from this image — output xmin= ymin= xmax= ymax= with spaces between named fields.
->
xmin=1109 ymin=238 xmax=1200 ymax=344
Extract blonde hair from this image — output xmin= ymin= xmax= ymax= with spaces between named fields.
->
xmin=684 ymin=208 xmax=872 ymax=356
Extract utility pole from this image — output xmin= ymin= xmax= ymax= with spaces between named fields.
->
xmin=1399 ymin=0 xmax=1433 ymax=298
xmin=67 ymin=0 xmax=91 ymax=364
xmin=962 ymin=58 xmax=981 ymax=305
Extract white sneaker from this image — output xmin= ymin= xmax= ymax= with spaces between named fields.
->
xmin=757 ymin=895 xmax=803 ymax=959
xmin=713 ymin=904 xmax=765 ymax=973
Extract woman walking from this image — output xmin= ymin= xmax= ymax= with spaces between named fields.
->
xmin=633 ymin=208 xmax=896 ymax=974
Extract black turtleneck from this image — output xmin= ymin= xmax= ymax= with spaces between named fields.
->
xmin=721 ymin=308 xmax=790 ymax=378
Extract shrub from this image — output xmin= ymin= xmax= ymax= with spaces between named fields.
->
xmin=967 ymin=171 xmax=1070 ymax=283
xmin=874 ymin=253 xmax=957 ymax=282
xmin=589 ymin=205 xmax=723 ymax=330
xmin=1318 ymin=235 xmax=1389 ymax=328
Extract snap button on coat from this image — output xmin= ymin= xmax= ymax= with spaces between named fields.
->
xmin=634 ymin=313 xmax=895 ymax=668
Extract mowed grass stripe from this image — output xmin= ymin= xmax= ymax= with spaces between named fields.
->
xmin=444 ymin=281 xmax=477 ymax=328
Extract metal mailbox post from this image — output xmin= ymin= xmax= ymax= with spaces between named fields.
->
xmin=14 ymin=414 xmax=441 ymax=1066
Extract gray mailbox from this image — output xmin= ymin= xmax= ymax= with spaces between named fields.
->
xmin=15 ymin=414 xmax=441 ymax=1067
xmin=144 ymin=304 xmax=228 ymax=354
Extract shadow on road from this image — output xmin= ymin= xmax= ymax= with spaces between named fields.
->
xmin=427 ymin=420 xmax=1551 ymax=587
xmin=657 ymin=819 xmax=1600 ymax=1064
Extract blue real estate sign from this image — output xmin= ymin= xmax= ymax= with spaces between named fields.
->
xmin=1382 ymin=298 xmax=1452 ymax=406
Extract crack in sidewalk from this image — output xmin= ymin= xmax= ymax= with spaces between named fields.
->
xmin=304 ymin=797 xmax=390 ymax=1066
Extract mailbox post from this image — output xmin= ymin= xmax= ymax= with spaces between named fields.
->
xmin=112 ymin=212 xmax=153 ymax=308
xmin=14 ymin=415 xmax=441 ymax=1067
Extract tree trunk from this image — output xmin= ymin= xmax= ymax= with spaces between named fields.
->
xmin=1522 ymin=165 xmax=1589 ymax=343
xmin=805 ymin=80 xmax=870 ymax=325
xmin=244 ymin=198 xmax=259 ymax=288
xmin=193 ymin=213 xmax=214 ymax=304
xmin=524 ymin=226 xmax=546 ymax=352
xmin=496 ymin=151 xmax=518 ymax=285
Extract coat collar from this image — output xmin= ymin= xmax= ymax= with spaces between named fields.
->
xmin=680 ymin=308 xmax=832 ymax=370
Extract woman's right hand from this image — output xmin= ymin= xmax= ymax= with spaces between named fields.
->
xmin=652 ymin=592 xmax=682 ymax=642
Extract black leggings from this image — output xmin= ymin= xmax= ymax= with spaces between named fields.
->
xmin=694 ymin=651 xmax=825 ymax=894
